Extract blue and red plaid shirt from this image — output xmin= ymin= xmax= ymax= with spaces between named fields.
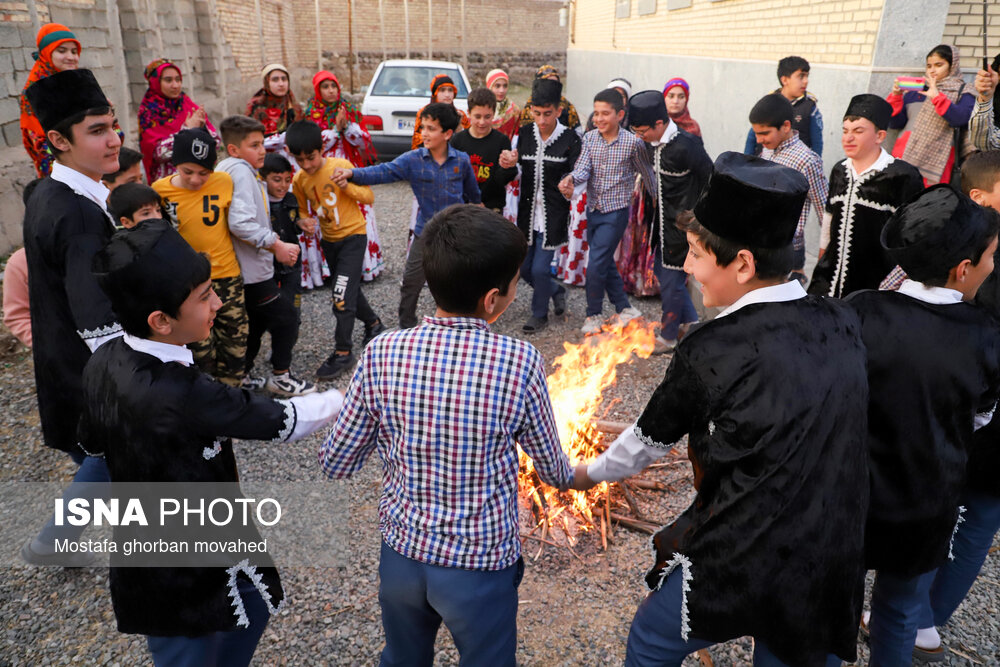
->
xmin=760 ymin=131 xmax=828 ymax=252
xmin=319 ymin=316 xmax=573 ymax=570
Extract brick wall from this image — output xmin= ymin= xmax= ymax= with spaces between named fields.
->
xmin=571 ymin=0 xmax=887 ymax=67
xmin=943 ymin=0 xmax=1000 ymax=72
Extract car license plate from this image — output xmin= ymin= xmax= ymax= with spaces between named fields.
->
xmin=396 ymin=118 xmax=415 ymax=131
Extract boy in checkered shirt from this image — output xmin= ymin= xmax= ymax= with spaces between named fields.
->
xmin=319 ymin=204 xmax=577 ymax=664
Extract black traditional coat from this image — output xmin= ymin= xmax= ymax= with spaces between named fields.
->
xmin=643 ymin=129 xmax=712 ymax=268
xmin=79 ymin=338 xmax=301 ymax=636
xmin=22 ymin=178 xmax=121 ymax=454
xmin=636 ymin=296 xmax=869 ymax=666
xmin=849 ymin=290 xmax=1000 ymax=576
xmin=970 ymin=272 xmax=1000 ymax=498
xmin=515 ymin=122 xmax=581 ymax=250
xmin=808 ymin=157 xmax=923 ymax=298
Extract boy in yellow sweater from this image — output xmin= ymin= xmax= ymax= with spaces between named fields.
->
xmin=287 ymin=120 xmax=386 ymax=379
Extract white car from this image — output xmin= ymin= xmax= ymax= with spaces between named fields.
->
xmin=360 ymin=59 xmax=471 ymax=161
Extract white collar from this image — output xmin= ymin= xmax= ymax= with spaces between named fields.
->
xmin=650 ymin=119 xmax=678 ymax=147
xmin=716 ymin=280 xmax=808 ymax=319
xmin=535 ymin=121 xmax=566 ymax=146
xmin=897 ymin=279 xmax=963 ymax=305
xmin=847 ymin=148 xmax=893 ymax=179
xmin=50 ymin=162 xmax=111 ymax=214
xmin=123 ymin=333 xmax=194 ymax=366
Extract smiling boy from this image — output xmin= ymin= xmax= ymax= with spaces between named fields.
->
xmin=450 ymin=87 xmax=517 ymax=212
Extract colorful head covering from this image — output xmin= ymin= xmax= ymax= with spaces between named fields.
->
xmin=486 ymin=69 xmax=519 ymax=140
xmin=20 ymin=23 xmax=82 ymax=177
xmin=663 ymin=77 xmax=701 ymax=137
xmin=607 ymin=78 xmax=632 ymax=99
xmin=519 ymin=65 xmax=580 ymax=130
xmin=138 ymin=59 xmax=216 ymax=180
xmin=535 ymin=65 xmax=560 ymax=81
xmin=246 ymin=63 xmax=303 ymax=136
xmin=303 ymin=70 xmax=376 ymax=165
xmin=430 ymin=74 xmax=457 ymax=101
xmin=485 ymin=69 xmax=508 ymax=90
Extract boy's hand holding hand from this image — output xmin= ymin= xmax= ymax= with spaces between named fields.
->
xmin=297 ymin=217 xmax=318 ymax=235
xmin=499 ymin=149 xmax=518 ymax=169
xmin=975 ymin=67 xmax=1000 ymax=103
xmin=273 ymin=240 xmax=300 ymax=266
xmin=570 ymin=463 xmax=596 ymax=491
xmin=558 ymin=175 xmax=575 ymax=199
xmin=331 ymin=167 xmax=353 ymax=188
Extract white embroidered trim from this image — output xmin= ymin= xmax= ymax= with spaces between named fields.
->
xmin=633 ymin=424 xmax=674 ymax=451
xmin=76 ymin=441 xmax=104 ymax=458
xmin=203 ymin=439 xmax=223 ymax=461
xmin=225 ymin=558 xmax=284 ymax=628
xmin=523 ymin=122 xmax=568 ymax=249
xmin=948 ymin=505 xmax=967 ymax=561
xmin=271 ymin=400 xmax=297 ymax=442
xmin=646 ymin=552 xmax=695 ymax=640
xmin=707 ymin=421 xmax=716 ymax=436
xmin=77 ymin=322 xmax=123 ymax=340
xmin=974 ymin=403 xmax=996 ymax=431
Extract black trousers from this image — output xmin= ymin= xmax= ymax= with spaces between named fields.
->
xmin=244 ymin=277 xmax=300 ymax=372
xmin=321 ymin=234 xmax=378 ymax=352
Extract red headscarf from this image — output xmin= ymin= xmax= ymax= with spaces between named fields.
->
xmin=663 ymin=78 xmax=702 ymax=137
xmin=304 ymin=71 xmax=364 ymax=129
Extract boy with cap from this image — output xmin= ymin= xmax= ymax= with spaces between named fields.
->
xmin=809 ymin=94 xmax=924 ymax=298
xmin=847 ymin=185 xmax=1000 ymax=664
xmin=81 ymin=219 xmax=342 ymax=665
xmin=499 ymin=77 xmax=581 ymax=333
xmin=20 ymin=69 xmax=121 ymax=564
xmin=573 ymin=153 xmax=869 ymax=666
xmin=626 ymin=90 xmax=712 ymax=352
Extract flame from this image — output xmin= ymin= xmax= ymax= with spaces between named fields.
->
xmin=519 ymin=319 xmax=657 ymax=540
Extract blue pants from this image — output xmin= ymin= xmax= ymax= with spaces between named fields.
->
xmin=377 ymin=541 xmax=523 ymax=667
xmin=653 ymin=248 xmax=697 ymax=340
xmin=585 ymin=207 xmax=631 ymax=317
xmin=521 ymin=240 xmax=564 ymax=319
xmin=626 ymin=569 xmax=842 ymax=667
xmin=36 ymin=451 xmax=111 ymax=546
xmin=869 ymin=569 xmax=937 ymax=666
xmin=924 ymin=492 xmax=1000 ymax=627
xmin=146 ymin=577 xmax=270 ymax=667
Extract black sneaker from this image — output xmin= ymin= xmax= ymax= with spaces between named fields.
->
xmin=552 ymin=288 xmax=567 ymax=317
xmin=316 ymin=352 xmax=356 ymax=380
xmin=363 ymin=320 xmax=387 ymax=347
xmin=522 ymin=316 xmax=548 ymax=333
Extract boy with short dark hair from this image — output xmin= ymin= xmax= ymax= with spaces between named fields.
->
xmin=259 ymin=152 xmax=306 ymax=313
xmin=500 ymin=77 xmax=581 ymax=333
xmin=848 ymin=185 xmax=1000 ymax=664
xmin=82 ymin=219 xmax=342 ymax=665
xmin=333 ymin=103 xmax=481 ymax=329
xmin=561 ymin=87 xmax=653 ymax=334
xmin=744 ymin=55 xmax=824 ymax=156
xmin=108 ymin=182 xmax=164 ymax=229
xmin=450 ymin=87 xmax=518 ymax=212
xmin=749 ymin=93 xmax=827 ymax=282
xmin=575 ymin=153 xmax=869 ymax=666
xmin=320 ymin=204 xmax=573 ymax=666
xmin=101 ymin=146 xmax=144 ymax=190
xmin=217 ymin=115 xmax=314 ymax=397
xmin=286 ymin=120 xmax=385 ymax=379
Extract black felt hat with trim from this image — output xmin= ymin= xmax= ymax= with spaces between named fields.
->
xmin=693 ymin=152 xmax=809 ymax=249
xmin=627 ymin=90 xmax=669 ymax=128
xmin=25 ymin=68 xmax=111 ymax=133
xmin=844 ymin=93 xmax=893 ymax=131
xmin=531 ymin=78 xmax=563 ymax=108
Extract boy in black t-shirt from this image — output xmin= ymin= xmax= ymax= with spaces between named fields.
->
xmin=450 ymin=88 xmax=517 ymax=212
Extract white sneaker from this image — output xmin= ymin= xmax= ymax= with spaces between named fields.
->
xmin=617 ymin=306 xmax=643 ymax=324
xmin=266 ymin=373 xmax=318 ymax=397
xmin=241 ymin=374 xmax=267 ymax=391
xmin=652 ymin=335 xmax=676 ymax=355
xmin=581 ymin=315 xmax=604 ymax=334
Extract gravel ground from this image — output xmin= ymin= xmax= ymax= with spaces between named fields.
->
xmin=1 ymin=180 xmax=998 ymax=666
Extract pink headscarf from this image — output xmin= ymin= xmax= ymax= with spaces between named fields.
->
xmin=663 ymin=78 xmax=701 ymax=137
xmin=138 ymin=59 xmax=213 ymax=178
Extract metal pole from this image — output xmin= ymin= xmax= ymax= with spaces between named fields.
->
xmin=254 ymin=0 xmax=265 ymax=69
xmin=460 ymin=0 xmax=467 ymax=70
xmin=378 ymin=0 xmax=387 ymax=60
xmin=315 ymin=0 xmax=322 ymax=71
xmin=348 ymin=0 xmax=355 ymax=93
xmin=984 ymin=0 xmax=990 ymax=71
xmin=427 ymin=0 xmax=433 ymax=60
xmin=27 ymin=0 xmax=40 ymax=36
xmin=404 ymin=0 xmax=410 ymax=59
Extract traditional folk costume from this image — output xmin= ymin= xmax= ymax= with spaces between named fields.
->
xmin=662 ymin=78 xmax=702 ymax=138
xmin=808 ymin=94 xmax=924 ymax=299
xmin=846 ymin=186 xmax=1000 ymax=663
xmin=248 ymin=63 xmax=304 ymax=161
xmin=485 ymin=69 xmax=520 ymax=140
xmin=410 ymin=74 xmax=470 ymax=150
xmin=80 ymin=220 xmax=340 ymax=660
xmin=620 ymin=91 xmax=711 ymax=342
xmin=138 ymin=59 xmax=220 ymax=183
xmin=304 ymin=70 xmax=383 ymax=282
xmin=588 ymin=153 xmax=870 ymax=666
xmin=518 ymin=65 xmax=581 ymax=132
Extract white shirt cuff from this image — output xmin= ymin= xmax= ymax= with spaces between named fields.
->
xmin=284 ymin=390 xmax=344 ymax=441
xmin=587 ymin=422 xmax=669 ymax=483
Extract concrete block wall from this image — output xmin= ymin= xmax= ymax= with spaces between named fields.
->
xmin=943 ymin=0 xmax=1000 ymax=72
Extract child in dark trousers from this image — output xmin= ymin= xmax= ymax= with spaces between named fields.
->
xmin=848 ymin=185 xmax=1000 ymax=665
xmin=449 ymin=87 xmax=517 ymax=212
xmin=260 ymin=153 xmax=307 ymax=314
xmin=81 ymin=220 xmax=343 ymax=666
xmin=320 ymin=205 xmax=574 ymax=665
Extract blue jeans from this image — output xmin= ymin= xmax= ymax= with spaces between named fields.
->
xmin=585 ymin=207 xmax=631 ymax=316
xmin=521 ymin=240 xmax=564 ymax=319
xmin=626 ymin=569 xmax=842 ymax=667
xmin=653 ymin=248 xmax=697 ymax=340
xmin=146 ymin=578 xmax=270 ymax=666
xmin=378 ymin=541 xmax=523 ymax=667
xmin=869 ymin=569 xmax=937 ymax=666
xmin=923 ymin=492 xmax=1000 ymax=627
xmin=35 ymin=451 xmax=111 ymax=547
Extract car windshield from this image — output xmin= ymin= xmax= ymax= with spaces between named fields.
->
xmin=371 ymin=66 xmax=468 ymax=98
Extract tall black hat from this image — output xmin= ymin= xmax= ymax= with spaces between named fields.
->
xmin=531 ymin=78 xmax=563 ymax=108
xmin=693 ymin=152 xmax=809 ymax=249
xmin=844 ymin=94 xmax=893 ymax=131
xmin=627 ymin=90 xmax=669 ymax=128
xmin=881 ymin=184 xmax=999 ymax=279
xmin=25 ymin=69 xmax=110 ymax=133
